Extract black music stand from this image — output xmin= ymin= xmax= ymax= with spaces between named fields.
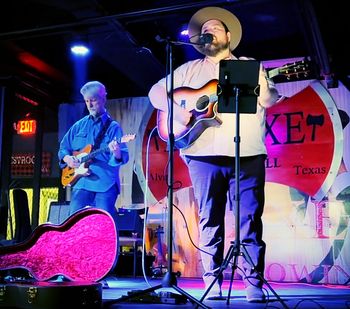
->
xmin=103 ymin=38 xmax=210 ymax=309
xmin=199 ymin=60 xmax=288 ymax=308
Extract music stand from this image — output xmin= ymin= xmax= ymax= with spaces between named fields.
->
xmin=199 ymin=60 xmax=288 ymax=308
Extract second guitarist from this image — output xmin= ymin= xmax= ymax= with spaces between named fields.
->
xmin=58 ymin=81 xmax=130 ymax=219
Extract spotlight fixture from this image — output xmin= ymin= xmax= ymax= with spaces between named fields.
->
xmin=180 ymin=29 xmax=189 ymax=37
xmin=70 ymin=44 xmax=90 ymax=56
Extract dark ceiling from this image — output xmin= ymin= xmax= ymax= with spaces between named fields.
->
xmin=0 ymin=0 xmax=348 ymax=111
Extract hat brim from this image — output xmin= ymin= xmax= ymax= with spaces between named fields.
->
xmin=188 ymin=7 xmax=242 ymax=54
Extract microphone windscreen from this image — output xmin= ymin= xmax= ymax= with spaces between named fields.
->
xmin=198 ymin=33 xmax=213 ymax=45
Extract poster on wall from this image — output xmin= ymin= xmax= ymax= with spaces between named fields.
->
xmin=263 ymin=80 xmax=348 ymax=284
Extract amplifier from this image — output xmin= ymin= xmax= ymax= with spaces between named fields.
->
xmin=115 ymin=208 xmax=143 ymax=237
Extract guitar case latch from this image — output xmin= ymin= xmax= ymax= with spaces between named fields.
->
xmin=27 ymin=286 xmax=38 ymax=304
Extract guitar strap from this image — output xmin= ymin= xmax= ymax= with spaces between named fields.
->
xmin=93 ymin=116 xmax=112 ymax=151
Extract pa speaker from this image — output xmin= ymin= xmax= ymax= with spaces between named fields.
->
xmin=48 ymin=201 xmax=70 ymax=224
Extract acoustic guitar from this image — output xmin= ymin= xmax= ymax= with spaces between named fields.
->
xmin=157 ymin=60 xmax=310 ymax=149
xmin=61 ymin=133 xmax=136 ymax=187
xmin=0 ymin=207 xmax=117 ymax=282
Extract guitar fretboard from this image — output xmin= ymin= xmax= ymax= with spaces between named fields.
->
xmin=81 ymin=146 xmax=109 ymax=163
xmin=80 ymin=136 xmax=128 ymax=163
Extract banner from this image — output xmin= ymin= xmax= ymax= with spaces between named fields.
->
xmin=96 ymin=72 xmax=350 ymax=284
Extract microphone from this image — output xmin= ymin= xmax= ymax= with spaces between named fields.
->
xmin=198 ymin=33 xmax=213 ymax=45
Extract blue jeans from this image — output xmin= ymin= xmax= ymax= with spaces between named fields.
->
xmin=69 ymin=185 xmax=119 ymax=221
xmin=186 ymin=155 xmax=266 ymax=288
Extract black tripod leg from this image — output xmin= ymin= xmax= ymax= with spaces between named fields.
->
xmin=240 ymin=244 xmax=289 ymax=309
xmin=172 ymin=285 xmax=210 ymax=308
xmin=226 ymin=250 xmax=240 ymax=305
xmin=199 ymin=244 xmax=236 ymax=302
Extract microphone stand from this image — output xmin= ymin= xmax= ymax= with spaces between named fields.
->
xmin=103 ymin=36 xmax=210 ymax=309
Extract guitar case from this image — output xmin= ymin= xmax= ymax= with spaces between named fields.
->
xmin=0 ymin=207 xmax=118 ymax=281
xmin=0 ymin=281 xmax=102 ymax=309
xmin=0 ymin=207 xmax=118 ymax=308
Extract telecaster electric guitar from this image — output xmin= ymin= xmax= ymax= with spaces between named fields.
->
xmin=61 ymin=133 xmax=136 ymax=187
xmin=157 ymin=60 xmax=310 ymax=149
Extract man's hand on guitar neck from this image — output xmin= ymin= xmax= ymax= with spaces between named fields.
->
xmin=108 ymin=138 xmax=122 ymax=160
xmin=63 ymin=155 xmax=81 ymax=168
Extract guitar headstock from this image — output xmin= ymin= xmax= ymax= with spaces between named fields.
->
xmin=119 ymin=133 xmax=136 ymax=143
xmin=277 ymin=60 xmax=311 ymax=80
xmin=268 ymin=60 xmax=312 ymax=80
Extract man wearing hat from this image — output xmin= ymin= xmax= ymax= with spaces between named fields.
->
xmin=148 ymin=6 xmax=279 ymax=302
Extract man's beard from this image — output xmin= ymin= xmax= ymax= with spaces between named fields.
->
xmin=199 ymin=41 xmax=230 ymax=56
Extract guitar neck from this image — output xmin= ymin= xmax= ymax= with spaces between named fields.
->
xmin=80 ymin=135 xmax=130 ymax=163
xmin=81 ymin=146 xmax=110 ymax=163
xmin=267 ymin=67 xmax=280 ymax=79
xmin=267 ymin=60 xmax=310 ymax=80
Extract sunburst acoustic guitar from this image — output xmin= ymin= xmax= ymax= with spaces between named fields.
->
xmin=157 ymin=60 xmax=310 ymax=149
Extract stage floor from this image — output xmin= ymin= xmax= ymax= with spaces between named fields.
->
xmin=102 ymin=276 xmax=350 ymax=308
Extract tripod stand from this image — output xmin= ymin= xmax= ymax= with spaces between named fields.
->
xmin=103 ymin=38 xmax=209 ymax=309
xmin=198 ymin=60 xmax=288 ymax=308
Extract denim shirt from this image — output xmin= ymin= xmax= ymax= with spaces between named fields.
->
xmin=58 ymin=112 xmax=129 ymax=192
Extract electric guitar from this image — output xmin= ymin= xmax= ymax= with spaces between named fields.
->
xmin=61 ymin=133 xmax=136 ymax=187
xmin=0 ymin=207 xmax=117 ymax=282
xmin=157 ymin=60 xmax=310 ymax=149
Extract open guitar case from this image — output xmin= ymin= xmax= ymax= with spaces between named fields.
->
xmin=0 ymin=207 xmax=118 ymax=308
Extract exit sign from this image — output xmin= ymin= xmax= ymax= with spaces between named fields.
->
xmin=16 ymin=119 xmax=37 ymax=135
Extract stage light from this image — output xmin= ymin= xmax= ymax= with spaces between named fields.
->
xmin=180 ymin=29 xmax=189 ymax=36
xmin=70 ymin=44 xmax=90 ymax=56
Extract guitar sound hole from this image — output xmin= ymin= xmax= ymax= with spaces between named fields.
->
xmin=196 ymin=95 xmax=209 ymax=111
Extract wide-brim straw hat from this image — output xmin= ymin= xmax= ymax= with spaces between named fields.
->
xmin=188 ymin=6 xmax=242 ymax=54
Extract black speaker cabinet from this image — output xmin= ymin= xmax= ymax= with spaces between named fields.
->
xmin=47 ymin=201 xmax=70 ymax=224
xmin=115 ymin=208 xmax=143 ymax=237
